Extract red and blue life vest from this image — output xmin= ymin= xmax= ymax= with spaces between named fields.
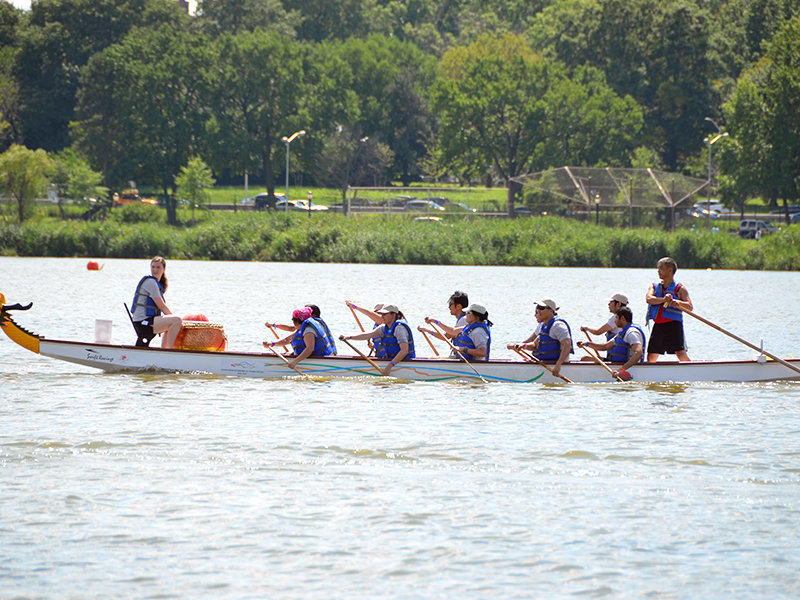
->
xmin=647 ymin=282 xmax=684 ymax=323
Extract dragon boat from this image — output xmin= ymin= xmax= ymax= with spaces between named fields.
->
xmin=3 ymin=293 xmax=799 ymax=384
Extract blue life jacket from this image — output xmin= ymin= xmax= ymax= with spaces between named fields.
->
xmin=603 ymin=329 xmax=616 ymax=361
xmin=314 ymin=317 xmax=338 ymax=355
xmin=132 ymin=275 xmax=163 ymax=320
xmin=453 ymin=322 xmax=491 ymax=361
xmin=376 ymin=319 xmax=416 ymax=360
xmin=371 ymin=320 xmax=383 ymax=356
xmin=609 ymin=323 xmax=646 ymax=364
xmin=533 ymin=317 xmax=573 ymax=361
xmin=290 ymin=318 xmax=335 ymax=357
xmin=647 ymin=282 xmax=684 ymax=323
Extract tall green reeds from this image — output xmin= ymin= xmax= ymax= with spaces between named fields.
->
xmin=1 ymin=212 xmax=796 ymax=270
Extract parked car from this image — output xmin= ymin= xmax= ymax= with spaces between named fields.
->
xmin=115 ymin=188 xmax=158 ymax=206
xmin=428 ymin=196 xmax=451 ymax=207
xmin=241 ymin=192 xmax=285 ymax=210
xmin=444 ymin=202 xmax=477 ymax=213
xmin=329 ymin=198 xmax=377 ymax=212
xmin=767 ymin=205 xmax=800 ymax=218
xmin=793 ymin=212 xmax=800 ymax=224
xmin=738 ymin=219 xmax=779 ymax=238
xmin=691 ymin=208 xmax=722 ymax=219
xmin=377 ymin=195 xmax=416 ymax=207
xmin=513 ymin=206 xmax=533 ymax=217
xmin=693 ymin=200 xmax=725 ymax=213
xmin=406 ymin=200 xmax=446 ymax=212
xmin=275 ymin=199 xmax=329 ymax=212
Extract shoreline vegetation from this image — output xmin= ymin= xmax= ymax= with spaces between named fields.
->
xmin=1 ymin=206 xmax=798 ymax=271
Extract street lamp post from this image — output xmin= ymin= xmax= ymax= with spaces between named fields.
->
xmin=704 ymin=117 xmax=727 ymax=231
xmin=281 ymin=130 xmax=306 ymax=213
xmin=594 ymin=193 xmax=601 ymax=225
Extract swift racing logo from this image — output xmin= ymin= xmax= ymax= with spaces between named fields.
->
xmin=85 ymin=348 xmax=115 ymax=363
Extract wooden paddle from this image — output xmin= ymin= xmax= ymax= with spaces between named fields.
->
xmin=429 ymin=321 xmax=488 ymax=383
xmin=420 ymin=329 xmax=440 ymax=356
xmin=582 ymin=331 xmax=625 ymax=381
xmin=264 ymin=343 xmax=306 ymax=376
xmin=512 ymin=345 xmax=574 ymax=383
xmin=265 ymin=322 xmax=281 ymax=339
xmin=682 ymin=308 xmax=800 ymax=378
xmin=349 ymin=305 xmax=365 ymax=332
xmin=340 ymin=336 xmax=384 ymax=374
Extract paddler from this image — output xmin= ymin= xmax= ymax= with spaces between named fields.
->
xmin=577 ymin=306 xmax=645 ymax=380
xmin=340 ymin=303 xmax=415 ymax=376
xmin=130 ymin=256 xmax=182 ymax=348
xmin=417 ymin=290 xmax=469 ymax=357
xmin=422 ymin=302 xmax=492 ymax=361
xmin=508 ymin=297 xmax=573 ymax=378
xmin=645 ymin=257 xmax=692 ymax=362
xmin=345 ymin=300 xmax=386 ymax=355
xmin=264 ymin=306 xmax=335 ymax=368
xmin=579 ymin=292 xmax=629 ymax=361
xmin=265 ymin=304 xmax=337 ymax=355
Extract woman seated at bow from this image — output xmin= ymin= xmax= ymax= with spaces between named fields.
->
xmin=340 ymin=304 xmax=415 ymax=376
xmin=264 ymin=307 xmax=335 ymax=369
xmin=420 ymin=303 xmax=492 ymax=361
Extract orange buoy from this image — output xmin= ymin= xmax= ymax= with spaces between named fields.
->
xmin=87 ymin=260 xmax=101 ymax=270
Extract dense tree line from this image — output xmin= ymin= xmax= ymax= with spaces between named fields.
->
xmin=0 ymin=0 xmax=799 ymax=222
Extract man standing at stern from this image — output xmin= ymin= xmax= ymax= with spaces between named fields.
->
xmin=646 ymin=257 xmax=692 ymax=362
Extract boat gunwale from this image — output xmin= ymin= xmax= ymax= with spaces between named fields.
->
xmin=37 ymin=337 xmax=800 ymax=369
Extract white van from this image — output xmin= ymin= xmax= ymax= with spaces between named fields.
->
xmin=738 ymin=219 xmax=779 ymax=239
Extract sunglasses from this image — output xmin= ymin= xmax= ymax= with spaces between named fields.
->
xmin=535 ymin=306 xmax=548 ymax=311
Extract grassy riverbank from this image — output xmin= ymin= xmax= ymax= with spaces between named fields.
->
xmin=1 ymin=208 xmax=798 ymax=270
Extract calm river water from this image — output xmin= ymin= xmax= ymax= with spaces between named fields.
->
xmin=2 ymin=257 xmax=800 ymax=599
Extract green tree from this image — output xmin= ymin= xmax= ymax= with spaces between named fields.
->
xmin=51 ymin=148 xmax=108 ymax=218
xmin=207 ymin=31 xmax=307 ymax=203
xmin=195 ymin=0 xmax=300 ymax=37
xmin=0 ymin=144 xmax=52 ymax=222
xmin=280 ymin=0 xmax=391 ymax=42
xmin=528 ymin=0 xmax=717 ymax=170
xmin=432 ymin=33 xmax=554 ymax=214
xmin=14 ymin=0 xmax=187 ymax=152
xmin=208 ymin=31 xmax=355 ymax=203
xmin=536 ymin=65 xmax=642 ymax=168
xmin=336 ymin=35 xmax=436 ymax=186
xmin=74 ymin=26 xmax=214 ymax=225
xmin=723 ymin=16 xmax=800 ymax=219
xmin=316 ymin=126 xmax=393 ymax=208
xmin=175 ymin=155 xmax=215 ymax=219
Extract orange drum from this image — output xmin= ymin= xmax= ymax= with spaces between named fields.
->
xmin=174 ymin=321 xmax=228 ymax=352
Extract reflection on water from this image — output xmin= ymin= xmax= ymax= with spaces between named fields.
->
xmin=2 ymin=258 xmax=800 ymax=599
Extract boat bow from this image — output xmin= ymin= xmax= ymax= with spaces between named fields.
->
xmin=0 ymin=292 xmax=41 ymax=354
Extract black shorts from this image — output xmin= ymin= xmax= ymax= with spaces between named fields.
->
xmin=133 ymin=319 xmax=155 ymax=347
xmin=647 ymin=320 xmax=686 ymax=355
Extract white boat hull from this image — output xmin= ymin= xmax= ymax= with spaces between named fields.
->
xmin=37 ymin=339 xmax=800 ymax=383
